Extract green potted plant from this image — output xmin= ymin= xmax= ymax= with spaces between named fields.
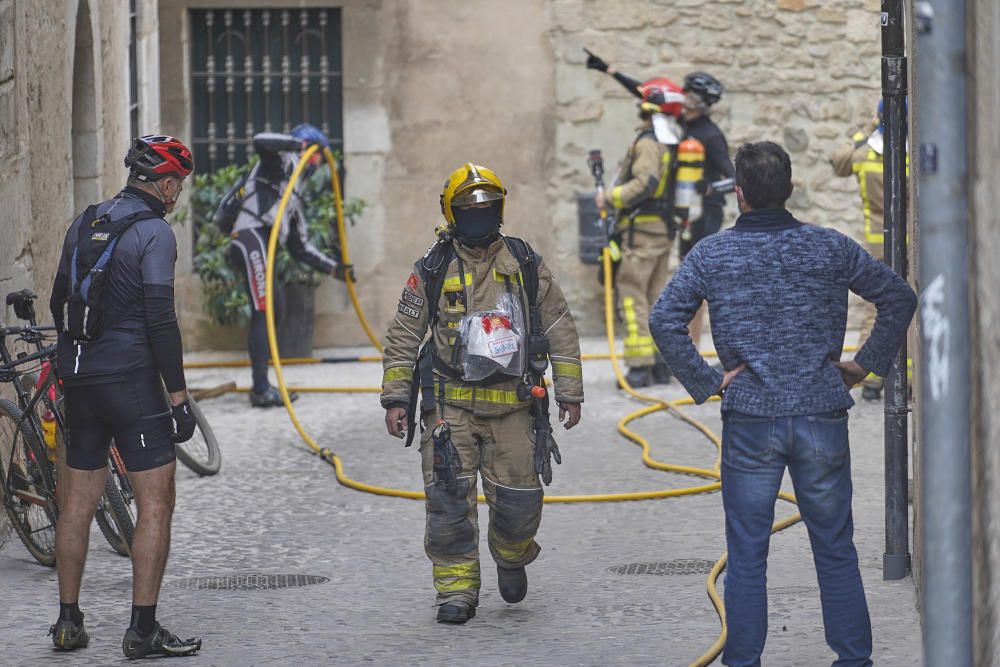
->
xmin=184 ymin=157 xmax=366 ymax=356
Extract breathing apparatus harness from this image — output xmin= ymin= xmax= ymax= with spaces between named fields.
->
xmin=404 ymin=232 xmax=561 ymax=489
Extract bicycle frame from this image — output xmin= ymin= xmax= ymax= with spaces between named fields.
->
xmin=0 ymin=335 xmax=58 ymax=510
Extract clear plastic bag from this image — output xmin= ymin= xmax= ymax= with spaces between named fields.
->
xmin=457 ymin=293 xmax=525 ymax=382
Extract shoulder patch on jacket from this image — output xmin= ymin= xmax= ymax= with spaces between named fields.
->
xmin=406 ymin=272 xmax=420 ymax=291
xmin=401 ymin=291 xmax=425 ymax=307
xmin=397 ymin=302 xmax=420 ymax=319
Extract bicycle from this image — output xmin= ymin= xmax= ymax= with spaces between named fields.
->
xmin=4 ymin=290 xmax=220 ymax=559
xmin=0 ymin=324 xmax=60 ymax=565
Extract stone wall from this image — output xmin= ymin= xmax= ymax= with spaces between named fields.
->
xmin=165 ymin=0 xmax=883 ymax=349
xmin=0 ymin=0 xmax=133 ymax=550
xmin=548 ymin=0 xmax=883 ymax=330
xmin=0 ymin=0 xmax=133 ymax=315
xmin=160 ymin=0 xmax=557 ymax=350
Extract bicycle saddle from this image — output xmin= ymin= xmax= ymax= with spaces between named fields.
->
xmin=6 ymin=289 xmax=37 ymax=322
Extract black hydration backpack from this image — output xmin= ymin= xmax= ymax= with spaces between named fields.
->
xmin=63 ymin=205 xmax=160 ymax=342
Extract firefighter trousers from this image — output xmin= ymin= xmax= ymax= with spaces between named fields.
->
xmin=616 ymin=227 xmax=673 ymax=368
xmin=419 ymin=403 xmax=543 ymax=607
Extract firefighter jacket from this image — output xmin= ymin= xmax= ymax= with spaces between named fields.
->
xmin=380 ymin=235 xmax=584 ymax=418
xmin=610 ymin=128 xmax=673 ymax=234
xmin=830 ymin=131 xmax=911 ymax=246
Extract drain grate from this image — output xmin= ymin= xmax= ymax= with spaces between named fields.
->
xmin=171 ymin=573 xmax=329 ymax=591
xmin=607 ymin=559 xmax=716 ymax=576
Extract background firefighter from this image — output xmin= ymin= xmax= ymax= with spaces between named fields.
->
xmin=829 ymin=99 xmax=909 ymax=401
xmin=380 ymin=163 xmax=583 ymax=624
xmin=591 ymin=73 xmax=687 ymax=388
xmin=586 ymin=51 xmax=735 ymax=360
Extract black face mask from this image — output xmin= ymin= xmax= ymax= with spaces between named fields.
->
xmin=452 ymin=201 xmax=501 ymax=247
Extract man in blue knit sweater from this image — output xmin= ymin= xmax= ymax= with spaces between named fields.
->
xmin=649 ymin=141 xmax=916 ymax=667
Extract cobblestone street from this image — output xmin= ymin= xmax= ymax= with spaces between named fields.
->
xmin=0 ymin=338 xmax=922 ymax=666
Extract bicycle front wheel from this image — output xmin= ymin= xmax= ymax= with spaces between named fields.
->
xmin=0 ymin=398 xmax=57 ymax=566
xmin=174 ymin=397 xmax=221 ymax=476
xmin=94 ymin=470 xmax=134 ymax=557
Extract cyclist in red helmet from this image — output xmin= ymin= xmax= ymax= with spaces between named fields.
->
xmin=47 ymin=135 xmax=202 ymax=659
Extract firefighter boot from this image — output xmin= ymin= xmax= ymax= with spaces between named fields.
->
xmin=652 ymin=354 xmax=673 ymax=385
xmin=620 ymin=366 xmax=653 ymax=389
xmin=497 ymin=565 xmax=528 ymax=604
xmin=862 ymin=386 xmax=882 ymax=401
xmin=437 ymin=601 xmax=477 ymax=624
xmin=862 ymin=373 xmax=883 ymax=401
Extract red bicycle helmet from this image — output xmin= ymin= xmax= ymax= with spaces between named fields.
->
xmin=639 ymin=77 xmax=685 ymax=118
xmin=124 ymin=135 xmax=194 ymax=181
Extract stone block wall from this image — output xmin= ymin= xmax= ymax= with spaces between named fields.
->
xmin=169 ymin=0 xmax=884 ymax=347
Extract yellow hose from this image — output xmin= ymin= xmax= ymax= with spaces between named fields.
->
xmin=229 ymin=386 xmax=382 ymax=394
xmin=323 ymin=146 xmax=384 ymax=353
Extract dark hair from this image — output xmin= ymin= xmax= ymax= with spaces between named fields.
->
xmin=734 ymin=141 xmax=793 ymax=209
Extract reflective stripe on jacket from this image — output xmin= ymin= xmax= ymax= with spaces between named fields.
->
xmin=830 ymin=132 xmax=908 ymax=245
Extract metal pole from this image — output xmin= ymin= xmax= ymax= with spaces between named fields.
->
xmin=915 ymin=0 xmax=973 ymax=664
xmin=880 ymin=0 xmax=911 ymax=582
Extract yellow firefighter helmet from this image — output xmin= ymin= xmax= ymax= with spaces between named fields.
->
xmin=439 ymin=163 xmax=507 ymax=226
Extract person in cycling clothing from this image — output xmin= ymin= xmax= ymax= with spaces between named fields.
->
xmin=47 ymin=135 xmax=202 ymax=659
xmin=224 ymin=123 xmax=349 ymax=407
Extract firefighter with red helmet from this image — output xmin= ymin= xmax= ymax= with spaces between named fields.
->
xmin=586 ymin=53 xmax=736 ymax=369
xmin=590 ymin=71 xmax=687 ymax=387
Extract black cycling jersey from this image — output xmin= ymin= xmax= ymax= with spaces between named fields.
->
xmin=50 ymin=188 xmax=186 ymax=391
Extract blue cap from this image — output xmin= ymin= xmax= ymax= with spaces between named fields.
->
xmin=291 ymin=123 xmax=330 ymax=149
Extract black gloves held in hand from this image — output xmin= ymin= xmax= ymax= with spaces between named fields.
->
xmin=584 ymin=48 xmax=609 ymax=72
xmin=171 ymin=400 xmax=197 ymax=443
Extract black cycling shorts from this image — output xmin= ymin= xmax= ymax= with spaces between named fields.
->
xmin=64 ymin=371 xmax=176 ymax=472
xmin=679 ymin=205 xmax=725 ymax=259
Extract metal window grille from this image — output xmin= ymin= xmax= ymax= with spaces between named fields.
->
xmin=129 ymin=0 xmax=139 ymax=139
xmin=189 ymin=7 xmax=343 ymax=173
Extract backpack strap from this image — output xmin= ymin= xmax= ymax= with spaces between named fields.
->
xmin=423 ymin=241 xmax=454 ymax=325
xmin=405 ymin=239 xmax=455 ymax=447
xmin=502 ymin=236 xmax=547 ymax=377
xmin=69 ymin=205 xmax=101 ymax=296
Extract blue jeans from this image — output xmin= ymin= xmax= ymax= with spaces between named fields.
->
xmin=720 ymin=411 xmax=872 ymax=667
